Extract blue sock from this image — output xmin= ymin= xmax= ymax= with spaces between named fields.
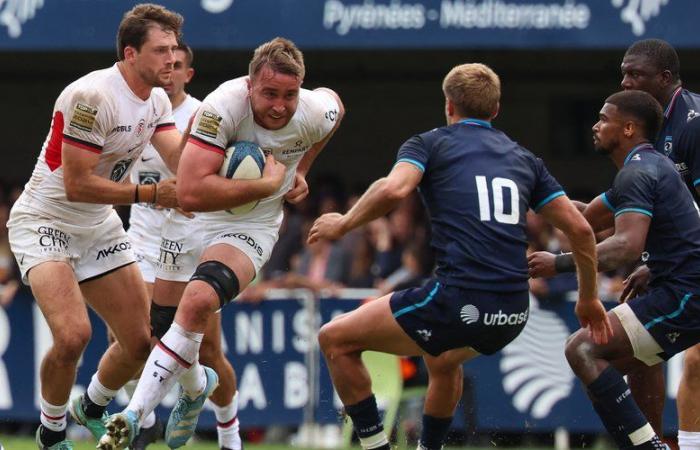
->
xmin=345 ymin=395 xmax=389 ymax=449
xmin=587 ymin=366 xmax=659 ymax=449
xmin=420 ymin=414 xmax=453 ymax=450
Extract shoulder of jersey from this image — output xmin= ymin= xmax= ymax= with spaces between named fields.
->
xmin=204 ymin=77 xmax=250 ymax=121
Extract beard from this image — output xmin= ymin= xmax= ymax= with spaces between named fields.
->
xmin=593 ymin=136 xmax=617 ymax=155
xmin=139 ymin=67 xmax=169 ymax=88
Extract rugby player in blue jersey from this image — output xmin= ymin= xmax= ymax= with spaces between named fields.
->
xmin=530 ymin=90 xmax=700 ymax=450
xmin=307 ymin=63 xmax=607 ymax=450
xmin=619 ymin=40 xmax=700 ymax=449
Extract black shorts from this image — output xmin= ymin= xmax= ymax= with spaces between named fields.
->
xmin=627 ymin=284 xmax=700 ymax=360
xmin=390 ymin=278 xmax=530 ymax=356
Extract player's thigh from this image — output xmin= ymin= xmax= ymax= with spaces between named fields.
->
xmin=153 ymin=277 xmax=188 ymax=307
xmin=81 ymin=262 xmax=150 ymax=339
xmin=28 ymin=261 xmax=91 ymax=340
xmin=681 ymin=343 xmax=700 ymax=381
xmin=319 ymin=294 xmax=425 ymax=357
xmin=424 ymin=346 xmax=479 ymax=376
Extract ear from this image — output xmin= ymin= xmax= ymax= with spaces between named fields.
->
xmin=659 ymin=69 xmax=674 ymax=87
xmin=123 ymin=46 xmax=137 ymax=62
xmin=623 ymin=120 xmax=636 ymax=138
xmin=491 ymin=101 xmax=500 ymax=120
xmin=185 ymin=67 xmax=195 ymax=84
xmin=445 ymin=97 xmax=455 ymax=118
xmin=246 ymin=76 xmax=252 ymax=94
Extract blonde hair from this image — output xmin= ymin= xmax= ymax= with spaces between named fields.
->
xmin=249 ymin=37 xmax=305 ymax=80
xmin=442 ymin=63 xmax=500 ymax=119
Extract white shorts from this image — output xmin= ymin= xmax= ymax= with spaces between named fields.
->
xmin=612 ymin=302 xmax=665 ymax=366
xmin=8 ymin=203 xmax=135 ymax=284
xmin=128 ymin=230 xmax=160 ymax=284
xmin=155 ymin=212 xmax=278 ymax=282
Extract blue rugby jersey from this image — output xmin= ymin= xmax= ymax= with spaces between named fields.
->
xmin=602 ymin=143 xmax=700 ymax=289
xmin=396 ymin=119 xmax=564 ymax=292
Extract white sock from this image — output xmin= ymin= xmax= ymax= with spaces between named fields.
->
xmin=87 ymin=373 xmax=119 ymax=406
xmin=214 ymin=393 xmax=241 ymax=449
xmin=127 ymin=322 xmax=203 ymax=420
xmin=359 ymin=431 xmax=389 ymax=450
xmin=179 ymin=361 xmax=207 ymax=400
xmin=679 ymin=430 xmax=700 ymax=450
xmin=122 ymin=379 xmax=156 ymax=428
xmin=40 ymin=397 xmax=68 ymax=432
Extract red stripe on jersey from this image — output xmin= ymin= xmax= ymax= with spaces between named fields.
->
xmin=62 ymin=135 xmax=102 ymax=154
xmin=189 ymin=135 xmax=225 ymax=155
xmin=156 ymin=341 xmax=192 ymax=369
xmin=45 ymin=111 xmax=64 ymax=171
xmin=155 ymin=122 xmax=176 ymax=132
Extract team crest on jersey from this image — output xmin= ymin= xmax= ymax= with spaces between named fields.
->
xmin=69 ymin=102 xmax=98 ymax=132
xmin=688 ymin=110 xmax=700 ymax=122
xmin=136 ymin=119 xmax=146 ymax=136
xmin=110 ymin=158 xmax=134 ymax=182
xmin=664 ymin=136 xmax=673 ymax=155
xmin=139 ymin=171 xmax=161 ymax=185
xmin=196 ymin=111 xmax=223 ymax=139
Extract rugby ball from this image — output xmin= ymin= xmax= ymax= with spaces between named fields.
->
xmin=219 ymin=141 xmax=266 ymax=215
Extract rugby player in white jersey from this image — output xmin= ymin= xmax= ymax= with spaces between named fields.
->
xmin=124 ymin=43 xmax=243 ymax=450
xmin=6 ymin=5 xmax=186 ymax=449
xmin=99 ymin=37 xmax=344 ymax=450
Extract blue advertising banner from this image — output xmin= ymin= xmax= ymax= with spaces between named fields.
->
xmin=0 ymin=0 xmax=698 ymax=51
xmin=0 ymin=292 xmax=686 ymax=433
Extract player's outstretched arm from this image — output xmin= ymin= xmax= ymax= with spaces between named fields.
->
xmin=536 ymin=196 xmax=612 ymax=344
xmin=307 ymin=161 xmax=421 ymax=243
xmin=177 ymin=142 xmax=285 ymax=212
xmin=62 ymin=143 xmax=154 ymax=205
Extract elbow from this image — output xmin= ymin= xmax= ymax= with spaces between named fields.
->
xmin=380 ymin=178 xmax=411 ymax=202
xmin=565 ymin=218 xmax=595 ymax=244
xmin=64 ymin=180 xmax=82 ymax=202
xmin=176 ymin=184 xmax=200 ymax=211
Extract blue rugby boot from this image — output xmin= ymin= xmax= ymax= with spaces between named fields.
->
xmin=68 ymin=394 xmax=107 ymax=441
xmin=165 ymin=366 xmax=219 ymax=448
xmin=35 ymin=426 xmax=74 ymax=450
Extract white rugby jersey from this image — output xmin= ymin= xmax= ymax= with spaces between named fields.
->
xmin=189 ymin=76 xmax=339 ymax=225
xmin=20 ymin=63 xmax=175 ymax=224
xmin=129 ymin=94 xmax=201 ymax=238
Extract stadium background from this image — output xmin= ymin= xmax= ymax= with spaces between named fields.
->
xmin=1 ymin=0 xmax=699 ymax=448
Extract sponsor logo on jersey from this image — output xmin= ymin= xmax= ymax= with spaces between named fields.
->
xmin=416 ymin=329 xmax=432 ymax=342
xmin=667 ymin=332 xmax=681 ymax=344
xmin=37 ymin=226 xmax=70 ymax=251
xmin=69 ymin=102 xmax=98 ymax=132
xmin=220 ymin=232 xmax=264 ymax=256
xmin=111 ymin=125 xmax=132 ymax=133
xmin=325 ymin=109 xmax=338 ymax=122
xmin=196 ymin=111 xmax=223 ymax=139
xmin=688 ymin=110 xmax=700 ymax=122
xmin=110 ymin=158 xmax=134 ymax=182
xmin=96 ymin=241 xmax=131 ymax=260
xmin=664 ymin=135 xmax=673 ymax=155
xmin=158 ymin=238 xmax=185 ymax=267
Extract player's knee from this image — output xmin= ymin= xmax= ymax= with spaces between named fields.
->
xmin=564 ymin=330 xmax=591 ymax=375
xmin=318 ymin=322 xmax=344 ymax=356
xmin=119 ymin=329 xmax=152 ymax=362
xmin=53 ymin=325 xmax=92 ymax=361
xmin=150 ymin=302 xmax=178 ymax=339
xmin=682 ymin=347 xmax=700 ymax=384
xmin=189 ymin=261 xmax=240 ymax=309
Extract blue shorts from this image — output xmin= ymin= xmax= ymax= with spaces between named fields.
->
xmin=627 ymin=284 xmax=700 ymax=360
xmin=389 ymin=278 xmax=530 ymax=356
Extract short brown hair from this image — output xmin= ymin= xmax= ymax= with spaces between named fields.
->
xmin=442 ymin=63 xmax=500 ymax=119
xmin=117 ymin=3 xmax=183 ymax=60
xmin=177 ymin=42 xmax=194 ymax=67
xmin=249 ymin=37 xmax=305 ymax=81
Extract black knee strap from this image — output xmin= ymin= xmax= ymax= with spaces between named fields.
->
xmin=150 ymin=302 xmax=178 ymax=339
xmin=190 ymin=260 xmax=240 ymax=308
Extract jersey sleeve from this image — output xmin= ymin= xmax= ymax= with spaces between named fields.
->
xmin=307 ymin=89 xmax=340 ymax=143
xmin=60 ymin=88 xmax=112 ymax=153
xmin=529 ymin=156 xmax=565 ymax=212
xmin=676 ymin=117 xmax=700 ymax=188
xmin=604 ymin=165 xmax=656 ymax=218
xmin=188 ymin=100 xmax=232 ymax=155
xmin=395 ymin=134 xmax=428 ymax=172
xmin=153 ymin=90 xmax=176 ymax=133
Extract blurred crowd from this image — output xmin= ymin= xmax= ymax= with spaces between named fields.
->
xmin=0 ymin=177 xmax=630 ymax=309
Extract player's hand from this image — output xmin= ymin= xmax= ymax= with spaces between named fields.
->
xmin=155 ymin=178 xmax=179 ymax=208
xmin=308 ymin=213 xmax=345 ymax=244
xmin=575 ymin=299 xmax=613 ymax=345
xmin=285 ymin=172 xmax=309 ymax=204
xmin=528 ymin=251 xmax=557 ymax=278
xmin=261 ymin=154 xmax=286 ymax=195
xmin=620 ymin=264 xmax=650 ymax=303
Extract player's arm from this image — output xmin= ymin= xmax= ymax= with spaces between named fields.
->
xmin=308 ymin=162 xmax=422 ymax=243
xmin=150 ymin=127 xmax=184 ymax=173
xmin=286 ymin=88 xmax=345 ymax=204
xmin=536 ymin=196 xmax=598 ymax=302
xmin=62 ymin=143 xmax=160 ymax=205
xmin=176 ymin=141 xmax=285 ymax=212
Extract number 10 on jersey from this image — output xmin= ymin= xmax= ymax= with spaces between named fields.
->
xmin=475 ymin=176 xmax=519 ymax=224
